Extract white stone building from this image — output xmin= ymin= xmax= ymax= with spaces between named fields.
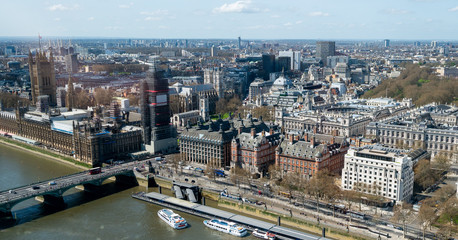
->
xmin=341 ymin=145 xmax=414 ymax=203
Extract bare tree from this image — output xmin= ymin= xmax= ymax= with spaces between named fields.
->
xmin=418 ymin=200 xmax=436 ymax=240
xmin=392 ymin=203 xmax=413 ymax=238
xmin=169 ymin=153 xmax=181 ymax=175
xmin=230 ymin=166 xmax=245 ymax=189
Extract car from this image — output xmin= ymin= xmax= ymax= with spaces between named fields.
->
xmin=183 ymin=165 xmax=193 ymax=170
xmin=32 ymin=186 xmax=40 ymax=190
xmin=48 ymin=181 xmax=56 ymax=185
xmin=8 ymin=190 xmax=16 ymax=194
xmin=184 ymin=178 xmax=188 ymax=182
xmin=387 ymin=224 xmax=394 ymax=228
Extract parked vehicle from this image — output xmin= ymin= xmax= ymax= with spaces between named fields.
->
xmin=48 ymin=181 xmax=56 ymax=185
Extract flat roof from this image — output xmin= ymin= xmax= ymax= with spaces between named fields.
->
xmin=229 ymin=215 xmax=275 ymax=230
xmin=270 ymin=226 xmax=324 ymax=240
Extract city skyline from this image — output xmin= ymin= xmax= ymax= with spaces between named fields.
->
xmin=2 ymin=0 xmax=458 ymax=40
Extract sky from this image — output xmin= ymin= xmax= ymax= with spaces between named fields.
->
xmin=1 ymin=0 xmax=458 ymax=40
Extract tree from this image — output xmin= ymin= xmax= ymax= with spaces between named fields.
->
xmin=93 ymin=88 xmax=114 ymax=106
xmin=205 ymin=158 xmax=218 ymax=181
xmin=74 ymin=90 xmax=92 ymax=109
xmin=267 ymin=164 xmax=282 ymax=184
xmin=307 ymin=169 xmax=334 ymax=213
xmin=230 ymin=166 xmax=245 ymax=189
xmin=392 ymin=203 xmax=413 ymax=238
xmin=169 ymin=153 xmax=181 ymax=175
xmin=280 ymin=171 xmax=301 ymax=203
xmin=414 ymin=159 xmax=440 ymax=191
xmin=418 ymin=200 xmax=436 ymax=240
xmin=432 ymin=152 xmax=451 ymax=174
xmin=436 ymin=197 xmax=458 ymax=240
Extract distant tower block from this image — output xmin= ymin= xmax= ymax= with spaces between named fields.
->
xmin=384 ymin=39 xmax=390 ymax=47
xmin=66 ymin=75 xmax=74 ymax=111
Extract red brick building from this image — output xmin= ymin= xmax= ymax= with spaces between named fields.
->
xmin=231 ymin=127 xmax=281 ymax=176
xmin=275 ymin=133 xmax=349 ymax=177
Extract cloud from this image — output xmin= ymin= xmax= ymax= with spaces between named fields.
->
xmin=119 ymin=3 xmax=133 ymax=9
xmin=283 ymin=22 xmax=292 ymax=26
xmin=295 ymin=20 xmax=303 ymax=24
xmin=54 ymin=18 xmax=61 ymax=21
xmin=449 ymin=6 xmax=458 ymax=12
xmin=270 ymin=14 xmax=280 ymax=18
xmin=213 ymin=0 xmax=267 ymax=13
xmin=48 ymin=4 xmax=68 ymax=11
xmin=88 ymin=17 xmax=95 ymax=21
xmin=381 ymin=8 xmax=409 ymax=15
xmin=141 ymin=10 xmax=173 ymax=21
xmin=309 ymin=11 xmax=329 ymax=17
xmin=48 ymin=4 xmax=79 ymax=11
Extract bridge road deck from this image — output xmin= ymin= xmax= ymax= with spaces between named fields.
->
xmin=0 ymin=160 xmax=151 ymax=214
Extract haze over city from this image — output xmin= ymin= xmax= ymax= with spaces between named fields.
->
xmin=2 ymin=0 xmax=458 ymax=40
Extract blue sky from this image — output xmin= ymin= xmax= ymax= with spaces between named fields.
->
xmin=2 ymin=0 xmax=458 ymax=40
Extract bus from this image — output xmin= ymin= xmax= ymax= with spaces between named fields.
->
xmin=89 ymin=167 xmax=102 ymax=175
xmin=279 ymin=191 xmax=292 ymax=199
xmin=347 ymin=210 xmax=368 ymax=220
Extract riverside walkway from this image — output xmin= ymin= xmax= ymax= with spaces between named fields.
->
xmin=133 ymin=191 xmax=330 ymax=240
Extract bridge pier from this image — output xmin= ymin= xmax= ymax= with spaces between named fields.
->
xmin=36 ymin=195 xmax=66 ymax=209
xmin=115 ymin=175 xmax=138 ymax=186
xmin=82 ymin=183 xmax=102 ymax=193
xmin=0 ymin=210 xmax=13 ymax=219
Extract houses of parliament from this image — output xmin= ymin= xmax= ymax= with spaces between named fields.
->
xmin=0 ymin=50 xmax=143 ymax=166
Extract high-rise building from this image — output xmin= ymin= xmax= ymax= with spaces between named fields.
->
xmin=431 ymin=41 xmax=437 ymax=48
xmin=262 ymin=54 xmax=276 ymax=80
xmin=276 ymin=56 xmax=291 ymax=72
xmin=316 ymin=41 xmax=335 ymax=66
xmin=66 ymin=75 xmax=74 ymax=111
xmin=278 ymin=50 xmax=301 ymax=70
xmin=384 ymin=39 xmax=390 ymax=47
xmin=238 ymin=36 xmax=241 ymax=49
xmin=28 ymin=51 xmax=57 ymax=106
xmin=65 ymin=53 xmax=79 ymax=73
xmin=140 ymin=66 xmax=177 ymax=154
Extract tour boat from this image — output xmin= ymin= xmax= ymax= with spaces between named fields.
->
xmin=157 ymin=209 xmax=188 ymax=229
xmin=203 ymin=219 xmax=248 ymax=237
xmin=252 ymin=229 xmax=276 ymax=240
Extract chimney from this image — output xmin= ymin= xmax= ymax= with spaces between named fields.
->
xmin=251 ymin=128 xmax=256 ymax=138
xmin=238 ymin=127 xmax=242 ymax=135
xmin=311 ymin=135 xmax=315 ymax=146
xmin=269 ymin=127 xmax=274 ymax=135
xmin=294 ymin=135 xmax=299 ymax=141
xmin=331 ymin=136 xmax=335 ymax=145
xmin=313 ymin=126 xmax=317 ymax=134
xmin=289 ymin=134 xmax=293 ymax=143
xmin=262 ymin=130 xmax=265 ymax=137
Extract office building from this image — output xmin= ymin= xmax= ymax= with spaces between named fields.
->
xmin=341 ymin=145 xmax=415 ymax=202
xmin=316 ymin=41 xmax=335 ymax=66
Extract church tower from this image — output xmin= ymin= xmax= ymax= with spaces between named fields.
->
xmin=28 ymin=50 xmax=57 ymax=106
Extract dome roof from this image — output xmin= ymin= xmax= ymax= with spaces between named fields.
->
xmin=273 ymin=75 xmax=292 ymax=87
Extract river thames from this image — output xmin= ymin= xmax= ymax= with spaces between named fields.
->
xmin=0 ymin=143 xmax=256 ymax=239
